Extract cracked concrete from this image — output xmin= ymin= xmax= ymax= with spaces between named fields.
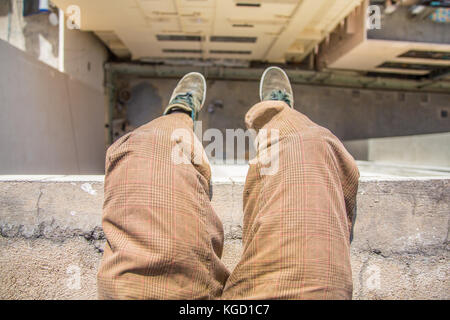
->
xmin=0 ymin=181 xmax=104 ymax=241
xmin=0 ymin=175 xmax=448 ymax=299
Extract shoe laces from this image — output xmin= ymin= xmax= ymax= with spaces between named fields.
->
xmin=270 ymin=89 xmax=291 ymax=107
xmin=170 ymin=92 xmax=195 ymax=109
xmin=169 ymin=92 xmax=198 ymax=121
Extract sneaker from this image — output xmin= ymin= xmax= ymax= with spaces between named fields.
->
xmin=259 ymin=66 xmax=294 ymax=108
xmin=163 ymin=72 xmax=207 ymax=121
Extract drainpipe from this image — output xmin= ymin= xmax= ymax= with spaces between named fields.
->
xmin=58 ymin=8 xmax=65 ymax=73
xmin=105 ymin=65 xmax=116 ymax=145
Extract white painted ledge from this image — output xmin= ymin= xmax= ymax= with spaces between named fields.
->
xmin=1 ymin=161 xmax=449 ymax=183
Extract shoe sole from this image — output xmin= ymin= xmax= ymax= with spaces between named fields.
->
xmin=178 ymin=71 xmax=207 ymax=111
xmin=259 ymin=66 xmax=294 ymax=108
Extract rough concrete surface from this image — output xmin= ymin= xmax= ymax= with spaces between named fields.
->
xmin=0 ymin=237 xmax=100 ymax=300
xmin=0 ymin=176 xmax=448 ymax=300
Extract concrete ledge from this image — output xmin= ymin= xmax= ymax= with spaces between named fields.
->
xmin=344 ymin=133 xmax=450 ymax=168
xmin=0 ymin=166 xmax=449 ymax=299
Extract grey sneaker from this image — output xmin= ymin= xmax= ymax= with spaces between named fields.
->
xmin=259 ymin=66 xmax=294 ymax=108
xmin=163 ymin=72 xmax=207 ymax=120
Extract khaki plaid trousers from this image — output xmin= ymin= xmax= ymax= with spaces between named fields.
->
xmin=97 ymin=101 xmax=360 ymax=299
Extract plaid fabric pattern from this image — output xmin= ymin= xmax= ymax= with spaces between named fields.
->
xmin=222 ymin=101 xmax=359 ymax=299
xmin=97 ymin=113 xmax=229 ymax=299
xmin=97 ymin=102 xmax=359 ymax=300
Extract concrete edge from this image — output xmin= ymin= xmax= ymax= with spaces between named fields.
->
xmin=1 ymin=175 xmax=449 ymax=183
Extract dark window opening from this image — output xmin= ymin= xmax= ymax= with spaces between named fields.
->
xmin=162 ymin=49 xmax=203 ymax=53
xmin=399 ymin=50 xmax=450 ymax=60
xmin=236 ymin=3 xmax=261 ymax=7
xmin=210 ymin=50 xmax=252 ymax=55
xmin=210 ymin=36 xmax=257 ymax=43
xmin=232 ymin=23 xmax=254 ymax=28
xmin=398 ymin=50 xmax=450 ymax=61
xmin=441 ymin=110 xmax=448 ymax=118
xmin=157 ymin=35 xmax=202 ymax=41
xmin=377 ymin=62 xmax=447 ymax=71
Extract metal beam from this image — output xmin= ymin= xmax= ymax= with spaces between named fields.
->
xmin=105 ymin=62 xmax=450 ymax=93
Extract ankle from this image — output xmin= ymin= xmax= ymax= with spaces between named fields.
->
xmin=163 ymin=103 xmax=195 ymax=120
xmin=167 ymin=107 xmax=192 ymax=117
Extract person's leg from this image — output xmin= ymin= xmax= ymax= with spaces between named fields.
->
xmin=97 ymin=73 xmax=229 ymax=299
xmin=222 ymin=67 xmax=359 ymax=300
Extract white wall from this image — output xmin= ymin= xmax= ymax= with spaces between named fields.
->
xmin=0 ymin=2 xmax=108 ymax=174
xmin=63 ymin=18 xmax=108 ymax=92
xmin=0 ymin=39 xmax=106 ymax=174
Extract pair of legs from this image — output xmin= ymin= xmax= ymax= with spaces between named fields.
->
xmin=97 ymin=68 xmax=360 ymax=299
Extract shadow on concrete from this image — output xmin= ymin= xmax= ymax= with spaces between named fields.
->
xmin=23 ymin=12 xmax=59 ymax=61
xmin=2 ymin=0 xmax=59 ymax=63
xmin=127 ymin=81 xmax=162 ymax=128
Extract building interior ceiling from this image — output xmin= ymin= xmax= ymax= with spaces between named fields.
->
xmin=52 ymin=0 xmax=363 ymax=62
xmin=52 ymin=0 xmax=449 ymax=79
